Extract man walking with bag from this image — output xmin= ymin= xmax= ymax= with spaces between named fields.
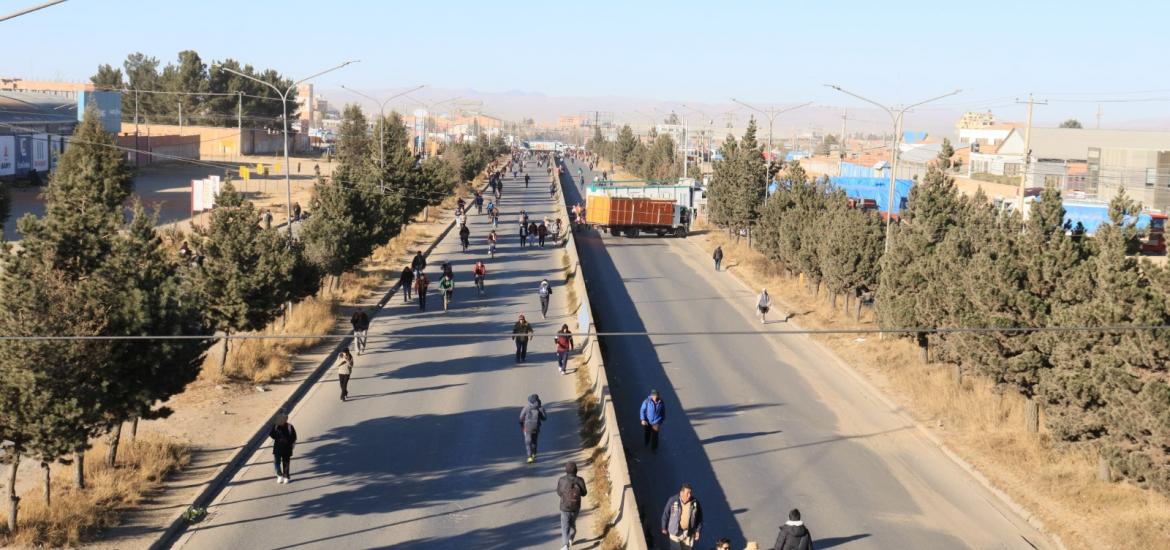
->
xmin=518 ymin=393 xmax=547 ymax=463
xmin=556 ymin=461 xmax=588 ymax=549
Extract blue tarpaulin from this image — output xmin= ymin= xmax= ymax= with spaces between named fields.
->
xmin=839 ymin=161 xmax=876 ymax=178
xmin=1061 ymin=202 xmax=1152 ymax=234
xmin=829 ymin=176 xmax=914 ymax=214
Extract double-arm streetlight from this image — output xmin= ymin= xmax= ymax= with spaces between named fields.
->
xmin=824 ymin=84 xmax=961 ymax=251
xmin=682 ymin=104 xmax=716 ymax=170
xmin=403 ymin=95 xmax=463 ymax=155
xmin=730 ymin=98 xmax=813 ymax=157
xmin=341 ymin=84 xmax=425 ymax=193
xmin=218 ymin=60 xmax=359 ymax=241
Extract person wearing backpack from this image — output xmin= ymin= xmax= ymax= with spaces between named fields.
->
xmin=557 ymin=461 xmax=588 ymax=549
xmin=538 ymin=279 xmax=553 ymax=318
xmin=713 ymin=246 xmax=724 ymax=272
xmin=554 ymin=324 xmax=574 ymax=375
xmin=518 ymin=393 xmax=547 ymax=463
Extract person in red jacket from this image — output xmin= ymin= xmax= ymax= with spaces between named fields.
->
xmin=554 ymin=324 xmax=574 ymax=375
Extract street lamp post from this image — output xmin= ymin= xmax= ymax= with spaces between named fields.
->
xmin=824 ymin=84 xmax=961 ymax=251
xmin=341 ymin=84 xmax=425 ymax=193
xmin=403 ymin=95 xmax=463 ymax=157
xmin=730 ymin=98 xmax=813 ymax=158
xmin=682 ymin=104 xmax=716 ymax=172
xmin=218 ymin=60 xmax=359 ymax=242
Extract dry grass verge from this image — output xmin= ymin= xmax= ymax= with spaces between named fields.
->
xmin=697 ymin=224 xmax=1170 ymax=550
xmin=1 ymin=437 xmax=189 ymax=548
xmin=202 ymin=296 xmax=337 ymax=384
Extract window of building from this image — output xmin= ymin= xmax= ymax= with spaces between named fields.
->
xmin=1005 ymin=163 xmax=1021 ymax=176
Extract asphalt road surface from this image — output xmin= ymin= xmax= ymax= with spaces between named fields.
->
xmin=560 ymin=157 xmax=1055 ymax=549
xmin=175 ymin=158 xmax=594 ymax=549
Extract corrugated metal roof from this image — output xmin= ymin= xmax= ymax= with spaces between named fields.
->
xmin=0 ymin=91 xmax=77 ymax=126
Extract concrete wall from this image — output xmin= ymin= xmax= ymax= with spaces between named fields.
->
xmin=116 ymin=134 xmax=200 ymax=165
xmin=120 ymin=123 xmax=311 ymax=157
xmin=557 ymin=162 xmax=648 ymax=550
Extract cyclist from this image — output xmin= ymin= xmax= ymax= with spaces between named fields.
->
xmin=473 ymin=260 xmax=487 ymax=295
xmin=488 ymin=230 xmax=498 ymax=258
xmin=459 ymin=224 xmax=471 ymax=252
xmin=439 ymin=272 xmax=455 ymax=312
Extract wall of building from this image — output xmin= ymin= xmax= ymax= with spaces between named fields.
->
xmin=116 ymin=134 xmax=200 ymax=165
xmin=1094 ymin=148 xmax=1170 ymax=211
xmin=120 ymin=123 xmax=311 ymax=157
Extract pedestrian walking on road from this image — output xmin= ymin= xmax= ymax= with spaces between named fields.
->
xmin=525 ymin=173 xmax=531 ymax=187
xmin=557 ymin=461 xmax=588 ymax=548
xmin=555 ymin=324 xmax=574 ymax=375
xmin=415 ymin=272 xmax=430 ymax=311
xmin=538 ymin=222 xmax=549 ymax=247
xmin=411 ymin=251 xmax=427 ymax=273
xmin=518 ymin=393 xmax=547 ymax=463
xmin=513 ymin=314 xmax=534 ymax=362
xmin=269 ymin=413 xmax=297 ymax=484
xmin=640 ymin=389 xmax=666 ymax=452
xmin=757 ymin=289 xmax=772 ymax=324
xmin=350 ymin=308 xmax=370 ymax=354
xmin=538 ymin=279 xmax=553 ymax=318
xmin=528 ymin=222 xmax=538 ymax=248
xmin=459 ymin=223 xmax=471 ymax=252
xmin=713 ymin=246 xmax=724 ymax=272
xmin=519 ymin=220 xmax=528 ymax=248
xmin=772 ymin=509 xmax=813 ymax=550
xmin=399 ymin=266 xmax=414 ymax=302
xmin=336 ymin=349 xmax=353 ymax=401
xmin=661 ymin=483 xmax=703 ymax=550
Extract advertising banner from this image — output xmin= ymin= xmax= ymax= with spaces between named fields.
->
xmin=33 ymin=134 xmax=50 ymax=172
xmin=0 ymin=136 xmax=15 ymax=176
xmin=77 ymin=91 xmax=123 ymax=133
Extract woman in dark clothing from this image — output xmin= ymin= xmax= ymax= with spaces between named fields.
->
xmin=269 ymin=414 xmax=298 ymax=484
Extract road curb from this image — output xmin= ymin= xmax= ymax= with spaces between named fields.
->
xmin=151 ymin=193 xmax=469 ymax=550
xmin=685 ymin=235 xmax=1068 ymax=550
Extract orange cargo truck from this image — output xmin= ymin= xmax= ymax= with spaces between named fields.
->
xmin=585 ymin=195 xmax=690 ymax=237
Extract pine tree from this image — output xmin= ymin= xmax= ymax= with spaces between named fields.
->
xmin=707 ymin=119 xmax=767 ymax=236
xmin=192 ymin=181 xmax=300 ymax=374
xmin=937 ymin=138 xmax=955 ymax=172
xmin=876 ymin=166 xmax=966 ymax=360
xmin=821 ymin=190 xmax=884 ymax=313
xmin=616 ymin=125 xmax=638 ymax=166
xmin=300 ymin=176 xmax=372 ymax=288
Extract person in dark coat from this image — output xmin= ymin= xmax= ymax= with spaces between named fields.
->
xmin=416 ymin=272 xmax=430 ymax=311
xmin=411 ymin=251 xmax=427 ymax=273
xmin=518 ymin=393 xmax=547 ymax=463
xmin=512 ymin=314 xmax=534 ymax=362
xmin=661 ymin=483 xmax=702 ymax=549
xmin=399 ymin=266 xmax=414 ymax=302
xmin=773 ymin=508 xmax=813 ymax=550
xmin=713 ymin=246 xmax=724 ymax=271
xmin=538 ymin=222 xmax=549 ymax=247
xmin=269 ymin=414 xmax=297 ymax=484
xmin=556 ymin=461 xmax=588 ymax=548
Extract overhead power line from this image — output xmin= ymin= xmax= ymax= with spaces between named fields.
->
xmin=1 ymin=325 xmax=1168 ymax=342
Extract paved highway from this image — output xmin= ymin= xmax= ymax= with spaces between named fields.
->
xmin=175 ymin=158 xmax=595 ymax=549
xmin=561 ymin=158 xmax=1054 ymax=549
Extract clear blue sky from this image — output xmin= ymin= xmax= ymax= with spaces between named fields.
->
xmin=3 ymin=0 xmax=1169 ymax=126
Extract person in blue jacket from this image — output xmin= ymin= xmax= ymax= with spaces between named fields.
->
xmin=640 ymin=389 xmax=666 ymax=452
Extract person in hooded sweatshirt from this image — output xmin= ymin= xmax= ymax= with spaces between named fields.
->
xmin=772 ymin=508 xmax=813 ymax=550
xmin=518 ymin=393 xmax=547 ymax=463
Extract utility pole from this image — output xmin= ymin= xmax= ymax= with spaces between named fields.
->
xmin=237 ymin=92 xmax=243 ymax=157
xmin=1015 ymin=94 xmax=1048 ymax=200
xmin=133 ymin=89 xmax=140 ymax=167
xmin=731 ymin=98 xmax=813 ymax=159
xmin=839 ymin=108 xmax=848 ymax=159
xmin=178 ymin=101 xmax=183 ymax=135
xmin=1096 ymin=103 xmax=1103 ymax=129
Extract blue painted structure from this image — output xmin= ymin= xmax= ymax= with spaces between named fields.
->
xmin=829 ymin=176 xmax=914 ymax=214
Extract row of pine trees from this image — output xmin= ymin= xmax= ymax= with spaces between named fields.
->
xmin=0 ymin=105 xmax=505 ymax=532
xmin=703 ymin=120 xmax=1170 ymax=495
xmin=587 ymin=125 xmax=685 ymax=181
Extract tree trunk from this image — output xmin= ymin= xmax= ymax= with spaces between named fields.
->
xmin=856 ymin=295 xmax=864 ymax=321
xmin=7 ymin=453 xmax=19 ymax=533
xmin=1025 ymin=397 xmax=1040 ymax=434
xmin=106 ymin=423 xmax=123 ymax=467
xmin=1097 ymin=452 xmax=1111 ymax=482
xmin=218 ymin=332 xmax=231 ymax=375
xmin=74 ymin=451 xmax=85 ymax=489
xmin=830 ymin=292 xmax=838 ymax=310
xmin=41 ymin=462 xmax=50 ymax=508
xmin=843 ymin=293 xmax=851 ymax=316
xmin=131 ymin=417 xmax=139 ymax=441
xmin=916 ymin=332 xmax=929 ymax=363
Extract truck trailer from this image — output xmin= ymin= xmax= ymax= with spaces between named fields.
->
xmin=585 ymin=195 xmax=690 ymax=237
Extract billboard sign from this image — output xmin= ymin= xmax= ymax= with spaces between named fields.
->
xmin=77 ymin=91 xmax=123 ymax=133
xmin=191 ymin=175 xmax=223 ymax=213
xmin=32 ymin=134 xmax=50 ymax=172
xmin=0 ymin=136 xmax=15 ymax=176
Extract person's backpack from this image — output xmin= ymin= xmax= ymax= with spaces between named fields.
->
xmin=539 ymin=284 xmax=551 ymax=298
xmin=561 ymin=477 xmax=582 ymax=511
xmin=524 ymin=406 xmax=543 ymax=430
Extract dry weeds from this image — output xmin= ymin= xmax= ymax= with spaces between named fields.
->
xmin=697 ymin=224 xmax=1170 ymax=550
xmin=1 ymin=437 xmax=189 ymax=548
